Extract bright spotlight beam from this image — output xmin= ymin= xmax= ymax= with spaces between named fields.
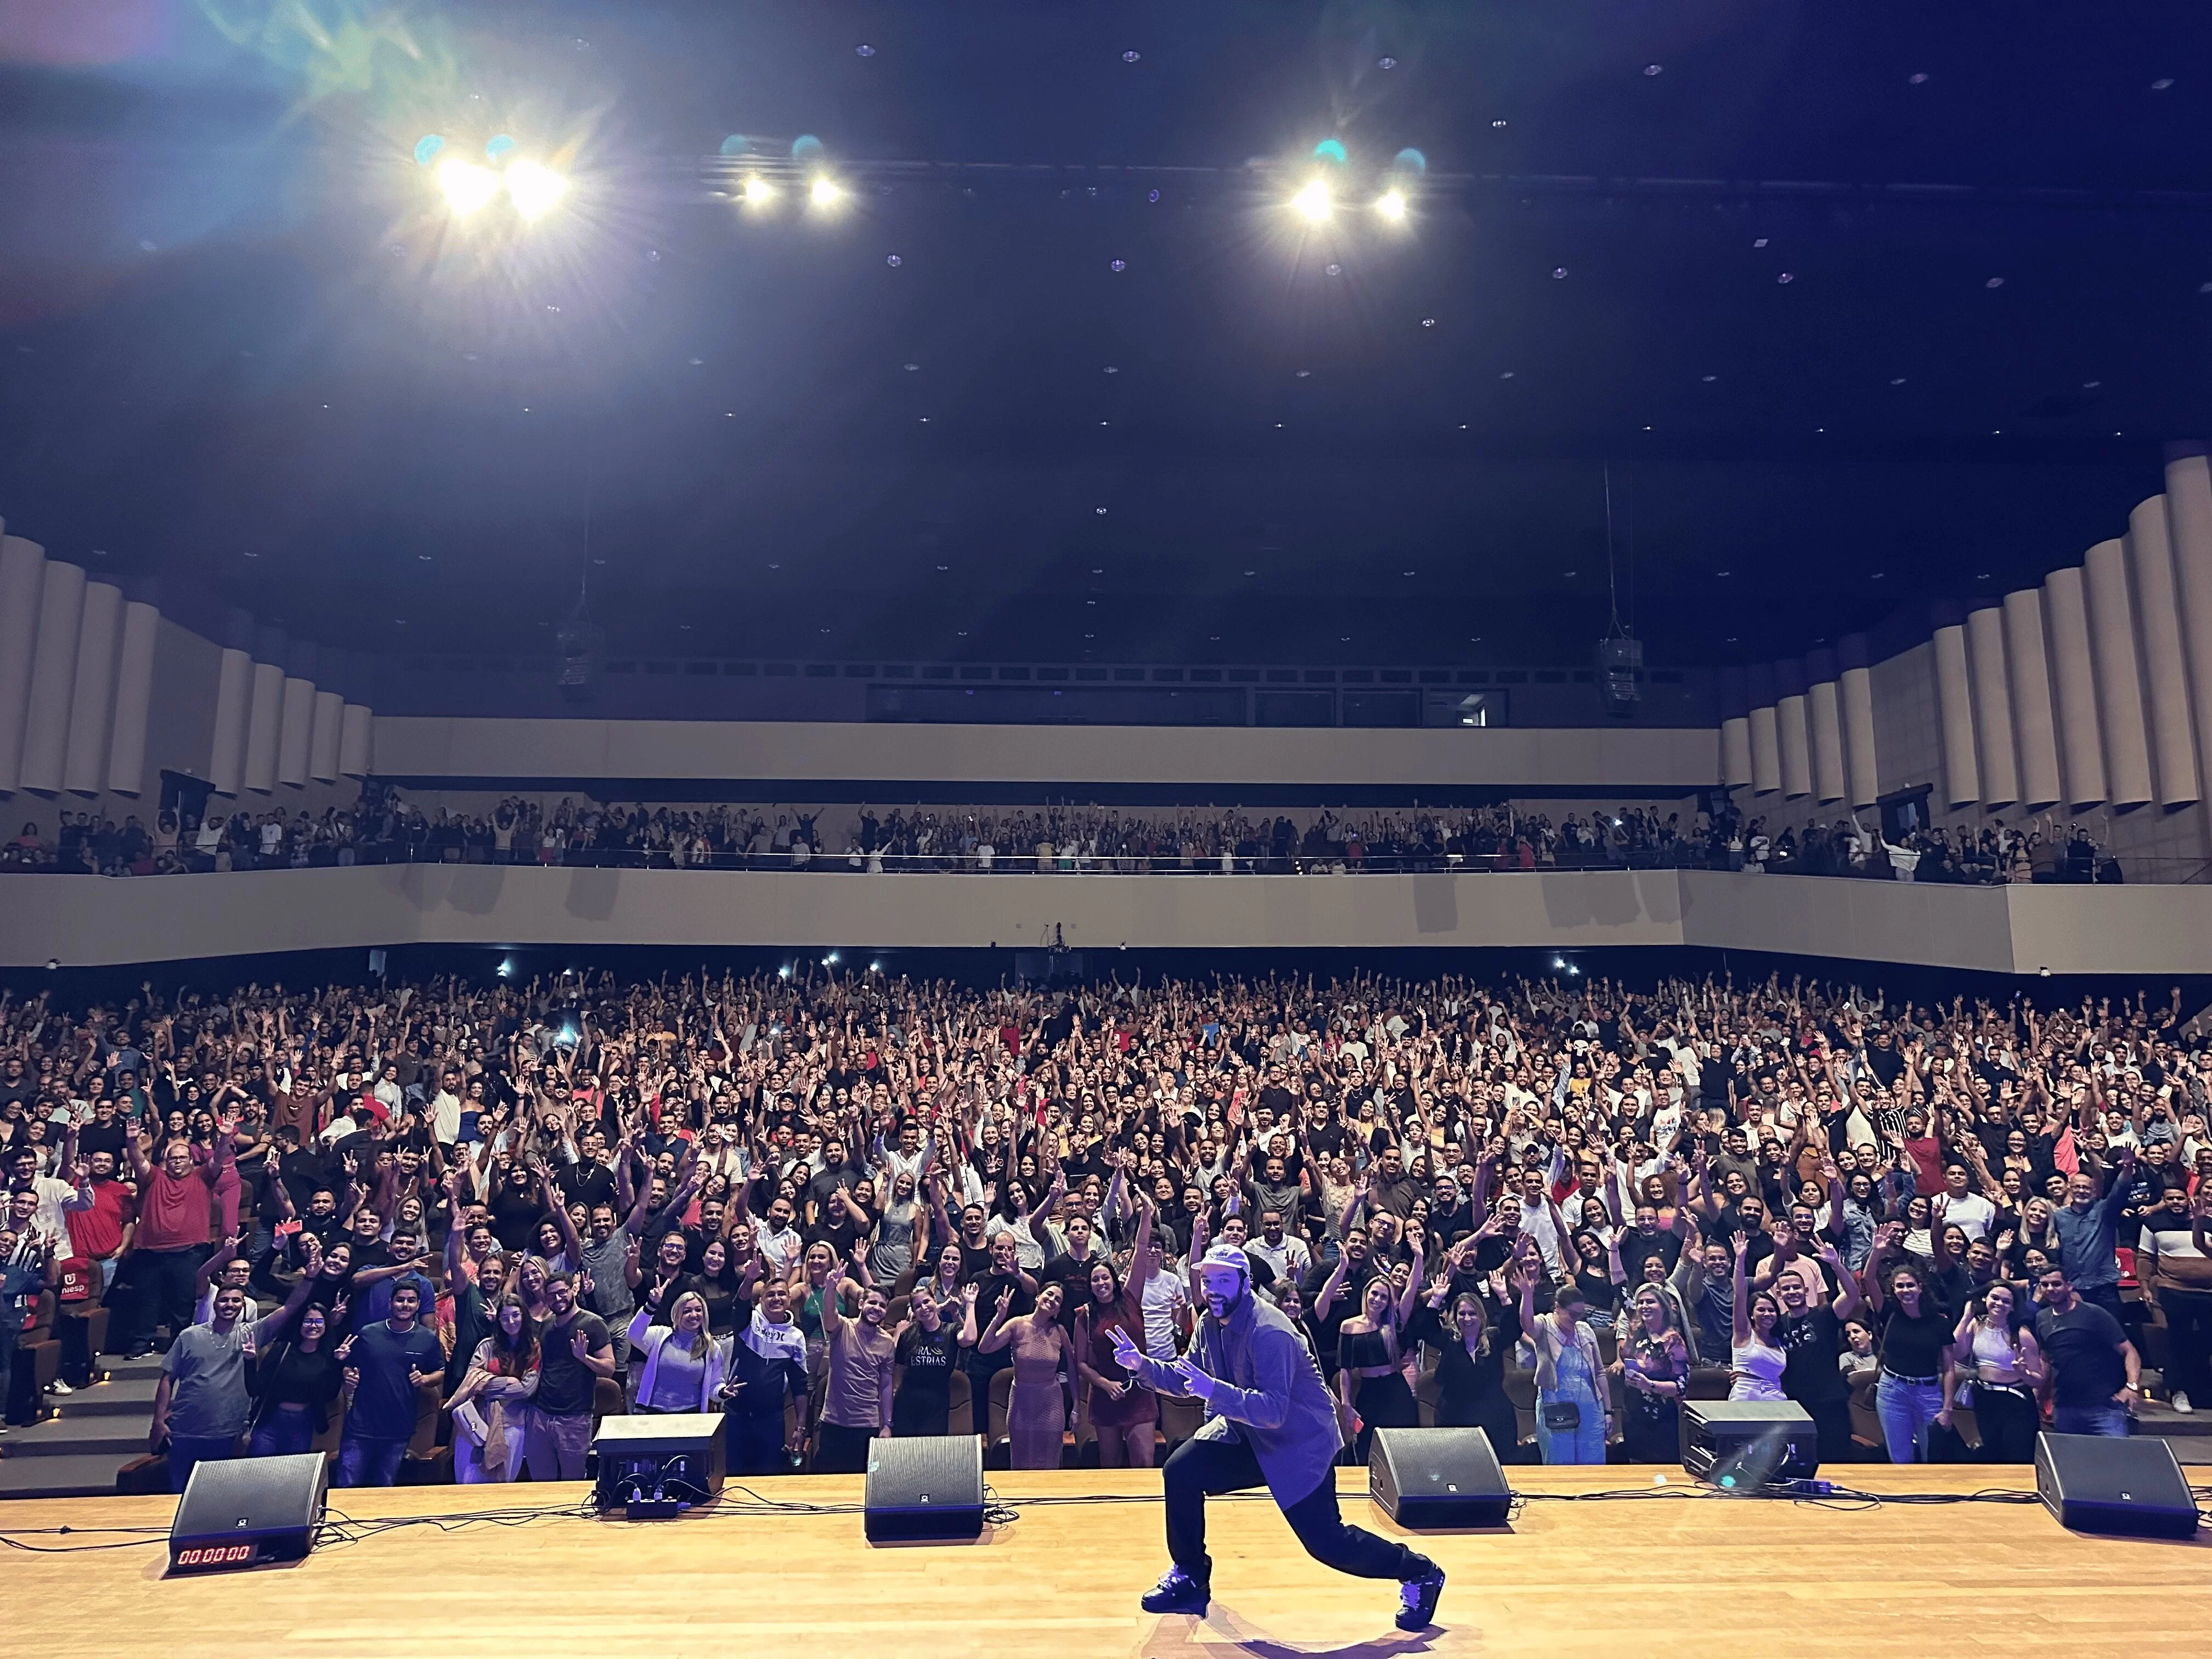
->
xmin=1293 ymin=178 xmax=1333 ymax=222
xmin=437 ymin=159 xmax=501 ymax=217
xmin=505 ymin=159 xmax=569 ymax=221
xmin=810 ymin=176 xmax=844 ymax=208
xmin=1376 ymin=188 xmax=1407 ymax=221
xmin=743 ymin=174 xmax=776 ymax=204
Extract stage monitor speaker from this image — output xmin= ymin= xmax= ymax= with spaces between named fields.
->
xmin=1368 ymin=1427 xmax=1513 ymax=1528
xmin=591 ymin=1413 xmax=725 ymax=1517
xmin=1681 ymin=1400 xmax=1818 ymax=1487
xmin=864 ymin=1434 xmax=985 ymax=1543
xmin=2034 ymin=1431 xmax=2199 ymax=1540
xmin=168 ymin=1451 xmax=327 ymax=1573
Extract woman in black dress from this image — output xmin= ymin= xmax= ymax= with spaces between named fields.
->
xmin=1408 ymin=1282 xmax=1522 ymax=1465
xmin=1334 ymin=1273 xmax=1421 ymax=1462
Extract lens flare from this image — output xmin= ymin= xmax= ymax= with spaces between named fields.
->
xmin=505 ymin=160 xmax=568 ymax=220
xmin=437 ymin=159 xmax=500 ymax=216
xmin=1293 ymin=179 xmax=1331 ymax=221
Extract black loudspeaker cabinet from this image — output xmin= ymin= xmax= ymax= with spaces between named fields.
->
xmin=168 ymin=1452 xmax=328 ymax=1573
xmin=1680 ymin=1400 xmax=1819 ymax=1486
xmin=864 ymin=1434 xmax=986 ymax=1543
xmin=1368 ymin=1426 xmax=1513 ymax=1528
xmin=2034 ymin=1431 xmax=2199 ymax=1540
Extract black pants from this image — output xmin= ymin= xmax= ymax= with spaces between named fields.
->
xmin=728 ymin=1412 xmax=787 ymax=1477
xmin=1163 ymin=1434 xmax=1427 ymax=1588
xmin=2156 ymin=1286 xmax=2212 ymax=1402
xmin=125 ymin=1246 xmax=205 ymax=1350
xmin=1802 ymin=1397 xmax=1854 ymax=1466
xmin=1973 ymin=1387 xmax=2041 ymax=1463
xmin=814 ymin=1421 xmax=877 ymax=1474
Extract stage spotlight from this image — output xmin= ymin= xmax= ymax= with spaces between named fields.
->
xmin=810 ymin=177 xmax=845 ymax=208
xmin=1376 ymin=188 xmax=1407 ymax=221
xmin=437 ymin=159 xmax=501 ymax=217
xmin=506 ymin=160 xmax=569 ymax=221
xmin=743 ymin=174 xmax=776 ymax=205
xmin=1293 ymin=178 xmax=1333 ymax=221
xmin=825 ymin=952 xmax=840 ymax=966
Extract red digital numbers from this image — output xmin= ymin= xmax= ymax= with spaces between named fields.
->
xmin=174 ymin=1543 xmax=257 ymax=1567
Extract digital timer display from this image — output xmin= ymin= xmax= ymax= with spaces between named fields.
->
xmin=171 ymin=1542 xmax=260 ymax=1570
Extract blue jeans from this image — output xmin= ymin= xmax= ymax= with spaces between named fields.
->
xmin=1535 ymin=1391 xmax=1608 ymax=1464
xmin=335 ymin=1432 xmax=408 ymax=1487
xmin=2051 ymin=1404 xmax=2130 ymax=1437
xmin=250 ymin=1410 xmax=318 ymax=1458
xmin=168 ymin=1434 xmax=239 ymax=1493
xmin=1875 ymin=1373 xmax=1944 ymax=1463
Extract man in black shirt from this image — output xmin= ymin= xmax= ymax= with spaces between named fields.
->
xmin=525 ymin=1273 xmax=614 ymax=1479
xmin=2035 ymin=1266 xmax=2138 ymax=1437
xmin=1770 ymin=1242 xmax=1863 ymax=1463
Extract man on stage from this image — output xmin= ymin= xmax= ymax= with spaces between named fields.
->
xmin=1111 ymin=1242 xmax=1447 ymax=1631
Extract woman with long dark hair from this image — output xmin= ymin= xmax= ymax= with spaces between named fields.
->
xmin=1950 ymin=1282 xmax=2044 ymax=1462
xmin=246 ymin=1288 xmax=346 ymax=1458
xmin=1076 ymin=1256 xmax=1156 ymax=1467
xmin=448 ymin=1297 xmax=541 ymax=1483
xmin=1866 ymin=1260 xmax=1956 ymax=1463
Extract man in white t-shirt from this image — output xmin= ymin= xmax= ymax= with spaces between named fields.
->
xmin=1937 ymin=1161 xmax=1997 ymax=1243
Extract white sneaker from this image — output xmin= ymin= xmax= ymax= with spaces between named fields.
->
xmin=2171 ymin=1391 xmax=2193 ymax=1414
xmin=47 ymin=1379 xmax=72 ymax=1395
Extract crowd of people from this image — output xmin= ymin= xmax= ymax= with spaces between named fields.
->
xmin=1 ymin=960 xmax=2199 ymax=1492
xmin=0 ymin=791 xmax=2121 ymax=885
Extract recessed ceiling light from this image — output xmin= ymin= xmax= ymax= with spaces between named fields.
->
xmin=769 ymin=562 xmax=780 ymax=569
xmin=1378 ymin=56 xmax=1397 ymax=70
xmin=2084 ymin=380 xmax=2102 ymax=388
xmin=1109 ymin=258 xmax=1126 ymax=272
xmin=1103 ymin=365 xmax=1119 ymax=374
xmin=904 ymin=363 xmax=920 ymax=371
xmin=1122 ymin=49 xmax=1141 ymax=64
xmin=1274 ymin=422 xmax=1284 ymax=428
xmin=1402 ymin=569 xmax=1417 ymax=577
xmin=1891 ymin=376 xmax=1908 ymax=386
xmin=1094 ymin=506 xmax=1108 ymax=515
xmin=918 ymin=416 xmax=929 ymax=422
xmin=1564 ymin=570 xmax=1578 ymax=578
xmin=1092 ymin=567 xmax=1104 ymax=574
xmin=1753 ymin=238 xmax=1768 ymax=249
xmin=2153 ymin=77 xmax=2175 ymax=90
xmin=1976 ymin=573 xmax=1991 ymax=580
xmin=1421 ymin=317 xmax=1436 ymax=328
xmin=1243 ymin=570 xmax=1256 ymax=578
xmin=418 ymin=554 xmax=432 ymax=562
xmin=1296 ymin=369 xmax=1312 ymax=378
xmin=1984 ymin=276 xmax=2005 ymax=289
xmin=1325 ymin=263 xmax=1342 ymax=276
xmin=1871 ymin=572 xmax=1886 ymax=580
xmin=855 ymin=43 xmax=875 ymax=57
xmin=885 ymin=254 xmax=902 ymax=268
xmin=1643 ymin=63 xmax=1663 ymax=76
xmin=1552 ymin=267 xmax=1568 ymax=279
xmin=1717 ymin=570 xmax=1731 ymax=577
xmin=1909 ymin=72 xmax=1929 ymax=84
xmin=1339 ymin=636 xmax=1351 ymax=642
xmin=1776 ymin=272 xmax=1795 ymax=284
xmin=1701 ymin=374 xmax=1717 ymax=383
xmin=242 ymin=550 xmax=257 ymax=558
xmin=1492 ymin=119 xmax=1508 ymax=128
xmin=936 ymin=564 xmax=948 ymax=571
xmin=1499 ymin=370 xmax=1515 ymax=379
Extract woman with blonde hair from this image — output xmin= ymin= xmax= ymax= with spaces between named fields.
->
xmin=627 ymin=1284 xmax=728 ymax=1414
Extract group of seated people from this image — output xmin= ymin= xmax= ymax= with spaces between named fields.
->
xmin=0 ymin=789 xmax=2128 ymax=884
xmin=1 ymin=963 xmax=2202 ymax=1494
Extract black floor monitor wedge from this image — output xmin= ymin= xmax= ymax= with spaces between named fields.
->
xmin=2034 ymin=1431 xmax=2199 ymax=1540
xmin=168 ymin=1452 xmax=327 ymax=1573
xmin=1368 ymin=1427 xmax=1514 ymax=1528
xmin=864 ymin=1434 xmax=986 ymax=1543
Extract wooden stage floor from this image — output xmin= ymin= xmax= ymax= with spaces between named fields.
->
xmin=5 ymin=1465 xmax=2207 ymax=1658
